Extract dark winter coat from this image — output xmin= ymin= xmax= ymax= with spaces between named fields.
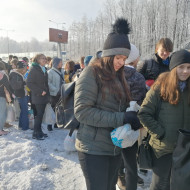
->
xmin=26 ymin=64 xmax=49 ymax=104
xmin=9 ymin=70 xmax=26 ymax=98
xmin=74 ymin=66 xmax=128 ymax=156
xmin=138 ymin=87 xmax=190 ymax=158
xmin=124 ymin=66 xmax=146 ymax=105
xmin=0 ymin=71 xmax=12 ymax=98
xmin=137 ymin=54 xmax=170 ymax=80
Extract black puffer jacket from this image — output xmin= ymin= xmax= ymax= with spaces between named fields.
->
xmin=26 ymin=64 xmax=49 ymax=104
xmin=124 ymin=66 xmax=146 ymax=105
xmin=137 ymin=54 xmax=170 ymax=80
xmin=9 ymin=70 xmax=25 ymax=98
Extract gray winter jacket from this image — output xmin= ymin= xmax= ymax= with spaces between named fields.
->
xmin=74 ymin=66 xmax=128 ymax=156
xmin=48 ymin=67 xmax=64 ymax=96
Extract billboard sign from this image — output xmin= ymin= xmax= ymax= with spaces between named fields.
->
xmin=49 ymin=28 xmax=68 ymax=43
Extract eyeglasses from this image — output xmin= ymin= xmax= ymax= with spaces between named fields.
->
xmin=40 ymin=57 xmax=47 ymax=60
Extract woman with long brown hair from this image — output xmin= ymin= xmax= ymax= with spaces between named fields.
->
xmin=138 ymin=49 xmax=190 ymax=190
xmin=74 ymin=18 xmax=141 ymax=190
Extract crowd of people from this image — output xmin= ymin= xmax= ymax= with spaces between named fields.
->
xmin=0 ymin=54 xmax=92 ymax=139
xmin=0 ymin=17 xmax=190 ymax=190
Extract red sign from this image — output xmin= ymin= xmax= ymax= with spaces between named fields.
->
xmin=49 ymin=28 xmax=68 ymax=43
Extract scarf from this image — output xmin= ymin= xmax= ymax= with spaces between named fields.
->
xmin=162 ymin=58 xmax=170 ymax=66
xmin=40 ymin=65 xmax=46 ymax=73
xmin=32 ymin=62 xmax=46 ymax=73
xmin=178 ymin=81 xmax=187 ymax=92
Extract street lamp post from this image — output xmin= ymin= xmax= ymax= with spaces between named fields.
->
xmin=0 ymin=28 xmax=14 ymax=56
xmin=48 ymin=20 xmax=65 ymax=30
xmin=48 ymin=20 xmax=66 ymax=58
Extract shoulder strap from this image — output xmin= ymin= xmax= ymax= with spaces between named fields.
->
xmin=53 ymin=69 xmax=64 ymax=81
xmin=146 ymin=59 xmax=154 ymax=72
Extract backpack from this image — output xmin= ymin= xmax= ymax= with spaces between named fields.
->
xmin=55 ymin=81 xmax=80 ymax=136
xmin=144 ymin=59 xmax=160 ymax=80
xmin=144 ymin=59 xmax=160 ymax=90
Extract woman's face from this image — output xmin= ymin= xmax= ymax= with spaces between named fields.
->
xmin=157 ymin=45 xmax=170 ymax=60
xmin=38 ymin=55 xmax=47 ymax=66
xmin=113 ymin=55 xmax=127 ymax=71
xmin=65 ymin=63 xmax=69 ymax=72
xmin=176 ymin=63 xmax=190 ymax=81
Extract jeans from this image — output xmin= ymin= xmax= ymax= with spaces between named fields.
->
xmin=150 ymin=152 xmax=172 ymax=190
xmin=34 ymin=104 xmax=46 ymax=133
xmin=18 ymin=96 xmax=29 ymax=130
xmin=78 ymin=151 xmax=122 ymax=190
xmin=0 ymin=97 xmax=7 ymax=131
xmin=121 ymin=141 xmax=138 ymax=190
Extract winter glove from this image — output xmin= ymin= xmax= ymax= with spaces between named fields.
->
xmin=123 ymin=111 xmax=142 ymax=131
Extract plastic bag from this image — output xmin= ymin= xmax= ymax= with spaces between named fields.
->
xmin=6 ymin=104 xmax=15 ymax=123
xmin=63 ymin=130 xmax=77 ymax=152
xmin=111 ymin=124 xmax=139 ymax=148
xmin=42 ymin=103 xmax=56 ymax=124
xmin=110 ymin=101 xmax=140 ymax=148
xmin=28 ymin=109 xmax=34 ymax=129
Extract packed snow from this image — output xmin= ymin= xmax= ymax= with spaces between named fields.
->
xmin=0 ymin=122 xmax=152 ymax=190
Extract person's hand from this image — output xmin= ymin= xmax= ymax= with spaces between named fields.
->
xmin=123 ymin=111 xmax=142 ymax=130
xmin=42 ymin=91 xmax=46 ymax=96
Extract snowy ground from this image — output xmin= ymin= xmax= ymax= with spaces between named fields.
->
xmin=0 ymin=122 xmax=151 ymax=190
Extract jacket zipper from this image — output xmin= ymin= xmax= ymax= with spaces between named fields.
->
xmin=114 ymin=100 xmax=122 ymax=155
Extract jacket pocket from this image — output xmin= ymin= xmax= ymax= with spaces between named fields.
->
xmin=94 ymin=128 xmax=113 ymax=144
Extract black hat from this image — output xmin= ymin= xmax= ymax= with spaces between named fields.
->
xmin=102 ymin=18 xmax=131 ymax=58
xmin=16 ymin=61 xmax=26 ymax=69
xmin=169 ymin=49 xmax=190 ymax=70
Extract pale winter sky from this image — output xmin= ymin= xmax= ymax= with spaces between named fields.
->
xmin=0 ymin=0 xmax=105 ymax=42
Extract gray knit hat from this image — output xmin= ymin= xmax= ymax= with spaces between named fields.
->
xmin=102 ymin=18 xmax=131 ymax=58
xmin=52 ymin=57 xmax=62 ymax=69
xmin=125 ymin=44 xmax=139 ymax=64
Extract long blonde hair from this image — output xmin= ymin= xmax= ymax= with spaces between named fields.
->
xmin=152 ymin=69 xmax=190 ymax=105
